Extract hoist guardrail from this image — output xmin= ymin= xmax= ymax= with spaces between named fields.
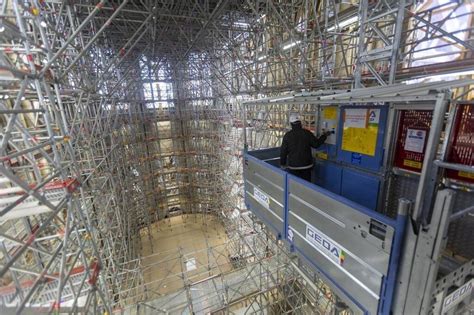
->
xmin=243 ymin=149 xmax=407 ymax=315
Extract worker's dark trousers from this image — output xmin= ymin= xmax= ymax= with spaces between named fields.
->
xmin=289 ymin=168 xmax=312 ymax=182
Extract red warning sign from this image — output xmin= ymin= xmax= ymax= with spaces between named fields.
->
xmin=446 ymin=103 xmax=474 ymax=183
xmin=393 ymin=110 xmax=433 ymax=172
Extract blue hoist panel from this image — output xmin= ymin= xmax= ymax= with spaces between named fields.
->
xmin=314 ymin=105 xmax=388 ymax=210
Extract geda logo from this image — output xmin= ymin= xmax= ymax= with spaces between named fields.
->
xmin=306 ymin=225 xmax=345 ymax=266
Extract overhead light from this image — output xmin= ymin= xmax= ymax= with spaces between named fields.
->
xmin=0 ymin=26 xmax=4 ymax=32
xmin=40 ymin=21 xmax=47 ymax=28
xmin=257 ymin=14 xmax=266 ymax=22
xmin=257 ymin=55 xmax=267 ymax=61
xmin=327 ymin=16 xmax=358 ymax=31
xmin=21 ymin=96 xmax=26 ymax=101
xmin=282 ymin=40 xmax=301 ymax=50
xmin=234 ymin=22 xmax=249 ymax=27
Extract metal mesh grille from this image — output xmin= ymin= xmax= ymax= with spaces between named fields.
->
xmin=446 ymin=190 xmax=474 ymax=259
xmin=385 ymin=175 xmax=420 ymax=218
xmin=446 ymin=103 xmax=474 ymax=183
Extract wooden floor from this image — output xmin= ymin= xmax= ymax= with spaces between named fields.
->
xmin=138 ymin=214 xmax=232 ymax=296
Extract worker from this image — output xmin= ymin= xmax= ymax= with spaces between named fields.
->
xmin=280 ymin=113 xmax=331 ymax=182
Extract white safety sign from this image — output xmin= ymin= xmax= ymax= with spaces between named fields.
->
xmin=253 ymin=186 xmax=270 ymax=208
xmin=344 ymin=108 xmax=367 ymax=128
xmin=404 ymin=128 xmax=426 ymax=153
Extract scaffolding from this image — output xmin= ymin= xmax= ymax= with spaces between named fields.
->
xmin=108 ymin=213 xmax=340 ymax=314
xmin=0 ymin=0 xmax=473 ymax=314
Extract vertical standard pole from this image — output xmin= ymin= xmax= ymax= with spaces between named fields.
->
xmin=403 ymin=189 xmax=455 ymax=314
xmin=353 ymin=0 xmax=368 ymax=88
xmin=412 ymin=92 xmax=450 ymax=227
xmin=243 ymin=101 xmax=248 ymax=152
xmin=388 ymin=0 xmax=406 ymax=84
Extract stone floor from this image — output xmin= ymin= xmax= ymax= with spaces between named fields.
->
xmin=138 ymin=214 xmax=231 ymax=296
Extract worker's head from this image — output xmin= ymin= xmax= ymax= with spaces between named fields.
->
xmin=289 ymin=113 xmax=301 ymax=126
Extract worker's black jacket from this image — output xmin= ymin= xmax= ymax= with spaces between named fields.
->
xmin=280 ymin=122 xmax=327 ymax=169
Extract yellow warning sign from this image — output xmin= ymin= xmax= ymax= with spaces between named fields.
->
xmin=341 ymin=108 xmax=379 ymax=156
xmin=315 ymin=151 xmax=328 ymax=160
xmin=323 ymin=106 xmax=337 ymax=120
xmin=403 ymin=159 xmax=422 ymax=169
xmin=459 ymin=171 xmax=474 ymax=179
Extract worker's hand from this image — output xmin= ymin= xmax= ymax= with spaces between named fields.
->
xmin=323 ymin=130 xmax=332 ymax=137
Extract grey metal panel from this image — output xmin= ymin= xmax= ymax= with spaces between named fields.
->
xmin=290 ymin=228 xmax=380 ymax=315
xmin=245 ymin=185 xmax=284 ymax=231
xmin=245 ymin=172 xmax=284 ymax=205
xmin=245 ymin=158 xmax=285 ymax=196
xmin=288 ymin=193 xmax=391 ymax=275
xmin=246 ymin=197 xmax=283 ymax=234
xmin=244 ymin=157 xmax=285 ymax=231
xmin=245 ymin=181 xmax=284 ymax=218
xmin=447 ymin=190 xmax=474 ymax=259
xmin=288 ymin=178 xmax=396 ymax=314
xmin=288 ymin=212 xmax=382 ymax=295
xmin=244 ymin=160 xmax=284 ymax=199
xmin=289 ymin=179 xmax=394 ymax=260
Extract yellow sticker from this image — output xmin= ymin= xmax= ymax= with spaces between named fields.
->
xmin=323 ymin=106 xmax=337 ymax=120
xmin=458 ymin=171 xmax=474 ymax=179
xmin=340 ymin=109 xmax=379 ymax=156
xmin=31 ymin=7 xmax=40 ymax=16
xmin=341 ymin=125 xmax=378 ymax=156
xmin=316 ymin=152 xmax=328 ymax=160
xmin=403 ymin=159 xmax=422 ymax=169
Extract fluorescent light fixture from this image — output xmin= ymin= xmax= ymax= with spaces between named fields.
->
xmin=257 ymin=14 xmax=266 ymax=22
xmin=282 ymin=40 xmax=301 ymax=50
xmin=257 ymin=55 xmax=267 ymax=61
xmin=234 ymin=22 xmax=249 ymax=27
xmin=327 ymin=16 xmax=358 ymax=31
